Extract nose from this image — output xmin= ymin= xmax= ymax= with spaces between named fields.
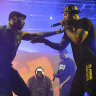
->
xmin=22 ymin=21 xmax=25 ymax=26
xmin=23 ymin=20 xmax=25 ymax=24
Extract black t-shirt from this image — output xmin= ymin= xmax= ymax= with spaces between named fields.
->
xmin=27 ymin=76 xmax=53 ymax=96
xmin=0 ymin=24 xmax=22 ymax=66
xmin=70 ymin=18 xmax=96 ymax=66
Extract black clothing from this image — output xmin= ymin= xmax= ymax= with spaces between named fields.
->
xmin=0 ymin=24 xmax=30 ymax=96
xmin=70 ymin=18 xmax=96 ymax=67
xmin=27 ymin=76 xmax=53 ymax=96
xmin=42 ymin=17 xmax=96 ymax=96
xmin=66 ymin=18 xmax=96 ymax=96
xmin=41 ymin=17 xmax=96 ymax=96
xmin=0 ymin=24 xmax=22 ymax=66
xmin=0 ymin=67 xmax=30 ymax=96
xmin=55 ymin=58 xmax=76 ymax=96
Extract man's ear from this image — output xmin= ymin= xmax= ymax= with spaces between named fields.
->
xmin=9 ymin=19 xmax=13 ymax=25
xmin=10 ymin=16 xmax=18 ymax=24
xmin=13 ymin=16 xmax=18 ymax=22
xmin=73 ymin=14 xmax=79 ymax=20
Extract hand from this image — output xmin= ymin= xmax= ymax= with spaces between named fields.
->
xmin=59 ymin=85 xmax=62 ymax=90
xmin=31 ymin=37 xmax=45 ymax=44
xmin=60 ymin=19 xmax=65 ymax=25
xmin=60 ymin=19 xmax=68 ymax=26
xmin=57 ymin=29 xmax=65 ymax=33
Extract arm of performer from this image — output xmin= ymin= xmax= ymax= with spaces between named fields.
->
xmin=31 ymin=17 xmax=88 ymax=50
xmin=60 ymin=19 xmax=88 ymax=44
xmin=60 ymin=76 xmax=71 ymax=89
xmin=31 ymin=30 xmax=70 ymax=51
xmin=65 ymin=26 xmax=88 ymax=44
xmin=21 ymin=29 xmax=64 ymax=41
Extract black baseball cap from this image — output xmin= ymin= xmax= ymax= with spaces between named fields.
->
xmin=62 ymin=4 xmax=81 ymax=14
xmin=9 ymin=11 xmax=26 ymax=20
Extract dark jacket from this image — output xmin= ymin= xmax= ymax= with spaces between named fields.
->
xmin=27 ymin=76 xmax=53 ymax=96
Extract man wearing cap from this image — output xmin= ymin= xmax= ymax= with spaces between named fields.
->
xmin=0 ymin=11 xmax=63 ymax=96
xmin=27 ymin=66 xmax=53 ymax=96
xmin=31 ymin=4 xmax=96 ymax=96
xmin=53 ymin=50 xmax=76 ymax=96
xmin=0 ymin=11 xmax=33 ymax=96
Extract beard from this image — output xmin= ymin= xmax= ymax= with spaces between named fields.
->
xmin=13 ymin=24 xmax=23 ymax=30
xmin=11 ymin=18 xmax=24 ymax=31
xmin=66 ymin=18 xmax=77 ymax=26
xmin=36 ymin=75 xmax=44 ymax=80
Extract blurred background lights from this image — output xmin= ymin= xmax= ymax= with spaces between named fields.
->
xmin=50 ymin=16 xmax=53 ymax=20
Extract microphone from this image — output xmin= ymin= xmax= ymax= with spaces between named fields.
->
xmin=51 ymin=23 xmax=61 ymax=27
xmin=53 ymin=73 xmax=57 ymax=81
xmin=53 ymin=75 xmax=56 ymax=81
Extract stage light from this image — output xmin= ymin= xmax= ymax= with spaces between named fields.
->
xmin=84 ymin=92 xmax=89 ymax=96
xmin=50 ymin=17 xmax=53 ymax=20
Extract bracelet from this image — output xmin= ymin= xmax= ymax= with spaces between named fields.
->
xmin=56 ymin=29 xmax=61 ymax=33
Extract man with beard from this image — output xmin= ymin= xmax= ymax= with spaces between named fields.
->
xmin=31 ymin=4 xmax=96 ymax=96
xmin=0 ymin=11 xmax=62 ymax=96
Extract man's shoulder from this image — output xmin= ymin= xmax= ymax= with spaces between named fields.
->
xmin=66 ymin=57 xmax=74 ymax=62
xmin=0 ymin=24 xmax=10 ymax=32
xmin=0 ymin=25 xmax=7 ymax=35
xmin=79 ymin=18 xmax=92 ymax=23
xmin=27 ymin=76 xmax=37 ymax=85
xmin=59 ymin=58 xmax=74 ymax=64
xmin=0 ymin=25 xmax=6 ymax=30
xmin=80 ymin=17 xmax=89 ymax=20
xmin=28 ymin=76 xmax=36 ymax=81
xmin=44 ymin=76 xmax=51 ymax=81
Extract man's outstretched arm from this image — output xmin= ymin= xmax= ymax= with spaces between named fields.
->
xmin=31 ymin=32 xmax=70 ymax=51
xmin=21 ymin=29 xmax=63 ymax=41
xmin=65 ymin=26 xmax=88 ymax=44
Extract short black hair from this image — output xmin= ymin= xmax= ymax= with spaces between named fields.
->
xmin=9 ymin=11 xmax=26 ymax=20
